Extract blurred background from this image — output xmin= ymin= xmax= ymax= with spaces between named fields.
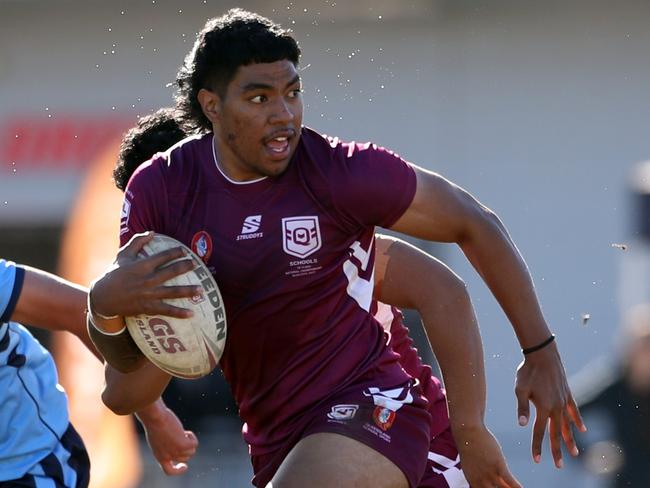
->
xmin=2 ymin=0 xmax=650 ymax=486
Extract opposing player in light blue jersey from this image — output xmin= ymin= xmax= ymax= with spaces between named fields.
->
xmin=0 ymin=258 xmax=199 ymax=487
xmin=0 ymin=259 xmax=89 ymax=487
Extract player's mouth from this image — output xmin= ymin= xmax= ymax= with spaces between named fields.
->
xmin=263 ymin=130 xmax=295 ymax=160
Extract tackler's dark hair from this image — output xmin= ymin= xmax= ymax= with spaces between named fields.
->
xmin=175 ymin=8 xmax=301 ymax=132
xmin=113 ymin=107 xmax=187 ymax=191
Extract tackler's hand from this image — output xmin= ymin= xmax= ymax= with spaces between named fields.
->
xmin=137 ymin=399 xmax=199 ymax=476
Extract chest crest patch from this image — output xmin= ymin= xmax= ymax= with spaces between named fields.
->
xmin=282 ymin=216 xmax=322 ymax=258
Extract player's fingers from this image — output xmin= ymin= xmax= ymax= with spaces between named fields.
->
xmin=160 ymin=460 xmax=188 ymax=476
xmin=498 ymin=473 xmax=523 ymax=488
xmin=531 ymin=412 xmax=546 ymax=463
xmin=178 ymin=449 xmax=196 ymax=460
xmin=144 ymin=301 xmax=194 ymax=319
xmin=178 ymin=440 xmax=198 ymax=457
xmin=120 ymin=232 xmax=155 ymax=258
xmin=515 ymin=386 xmax=530 ymax=427
xmin=494 ymin=458 xmax=522 ymax=488
xmin=185 ymin=430 xmax=199 ymax=448
xmin=549 ymin=414 xmax=563 ymax=468
xmin=144 ymin=247 xmax=190 ymax=272
xmin=151 ymin=285 xmax=203 ymax=300
xmin=560 ymin=411 xmax=579 ymax=457
xmin=567 ymin=397 xmax=587 ymax=433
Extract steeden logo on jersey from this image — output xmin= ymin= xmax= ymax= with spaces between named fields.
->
xmin=236 ymin=215 xmax=264 ymax=241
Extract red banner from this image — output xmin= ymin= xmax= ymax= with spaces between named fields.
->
xmin=1 ymin=115 xmax=132 ymax=173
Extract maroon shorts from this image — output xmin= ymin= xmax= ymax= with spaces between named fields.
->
xmin=419 ymin=425 xmax=469 ymax=488
xmin=251 ymin=378 xmax=431 ymax=487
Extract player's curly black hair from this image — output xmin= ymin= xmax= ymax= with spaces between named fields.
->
xmin=113 ymin=107 xmax=187 ymax=191
xmin=175 ymin=8 xmax=301 ymax=133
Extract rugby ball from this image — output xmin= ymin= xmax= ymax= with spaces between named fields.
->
xmin=124 ymin=234 xmax=227 ymax=379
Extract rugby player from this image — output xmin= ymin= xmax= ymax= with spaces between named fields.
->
xmin=106 ymin=107 xmax=584 ymax=487
xmin=108 ymin=108 xmax=512 ymax=487
xmin=88 ymin=10 xmax=583 ymax=488
xmin=0 ymin=259 xmax=198 ymax=486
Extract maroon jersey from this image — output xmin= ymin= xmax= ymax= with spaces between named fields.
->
xmin=372 ymin=302 xmax=451 ymax=438
xmin=120 ymin=127 xmax=417 ymax=454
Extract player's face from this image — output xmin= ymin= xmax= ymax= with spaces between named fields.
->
xmin=212 ymin=60 xmax=303 ymax=181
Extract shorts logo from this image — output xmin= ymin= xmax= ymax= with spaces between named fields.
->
xmin=327 ymin=404 xmax=359 ymax=421
xmin=191 ymin=231 xmax=213 ymax=263
xmin=282 ymin=216 xmax=322 ymax=258
xmin=372 ymin=406 xmax=396 ymax=431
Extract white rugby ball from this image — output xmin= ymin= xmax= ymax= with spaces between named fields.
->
xmin=125 ymin=234 xmax=227 ymax=379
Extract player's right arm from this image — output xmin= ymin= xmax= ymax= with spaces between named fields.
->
xmin=389 ymin=166 xmax=585 ymax=467
xmin=374 ymin=235 xmax=521 ymax=488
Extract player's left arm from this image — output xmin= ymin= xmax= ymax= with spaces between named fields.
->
xmin=374 ymin=235 xmax=521 ymax=488
xmin=390 ymin=165 xmax=586 ymax=467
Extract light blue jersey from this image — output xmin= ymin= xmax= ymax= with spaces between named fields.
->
xmin=0 ymin=259 xmax=89 ymax=487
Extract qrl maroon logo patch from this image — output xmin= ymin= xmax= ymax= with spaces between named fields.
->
xmin=282 ymin=216 xmax=322 ymax=258
xmin=372 ymin=406 xmax=396 ymax=431
xmin=191 ymin=231 xmax=213 ymax=263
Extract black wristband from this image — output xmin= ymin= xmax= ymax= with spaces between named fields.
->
xmin=522 ymin=334 xmax=556 ymax=355
xmin=87 ymin=313 xmax=144 ymax=373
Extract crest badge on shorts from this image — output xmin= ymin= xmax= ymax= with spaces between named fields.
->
xmin=191 ymin=230 xmax=213 ymax=263
xmin=282 ymin=216 xmax=322 ymax=258
xmin=372 ymin=406 xmax=396 ymax=431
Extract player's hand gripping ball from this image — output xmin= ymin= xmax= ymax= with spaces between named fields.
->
xmin=125 ymin=234 xmax=227 ymax=379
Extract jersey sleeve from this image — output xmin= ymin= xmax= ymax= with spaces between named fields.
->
xmin=328 ymin=141 xmax=417 ymax=230
xmin=119 ymin=156 xmax=170 ymax=247
xmin=0 ymin=259 xmax=25 ymax=323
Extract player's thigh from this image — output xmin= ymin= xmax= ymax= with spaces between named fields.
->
xmin=268 ymin=432 xmax=408 ymax=488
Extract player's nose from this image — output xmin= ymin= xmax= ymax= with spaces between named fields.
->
xmin=269 ymin=99 xmax=294 ymax=124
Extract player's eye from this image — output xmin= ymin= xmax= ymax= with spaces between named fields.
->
xmin=250 ymin=95 xmax=267 ymax=104
xmin=287 ymin=88 xmax=303 ymax=99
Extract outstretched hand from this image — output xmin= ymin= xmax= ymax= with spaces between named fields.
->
xmin=454 ymin=424 xmax=522 ymax=488
xmin=137 ymin=402 xmax=199 ymax=476
xmin=515 ymin=342 xmax=586 ymax=468
xmin=90 ymin=232 xmax=201 ymax=320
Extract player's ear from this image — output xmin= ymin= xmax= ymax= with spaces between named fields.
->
xmin=198 ymin=88 xmax=220 ymax=125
